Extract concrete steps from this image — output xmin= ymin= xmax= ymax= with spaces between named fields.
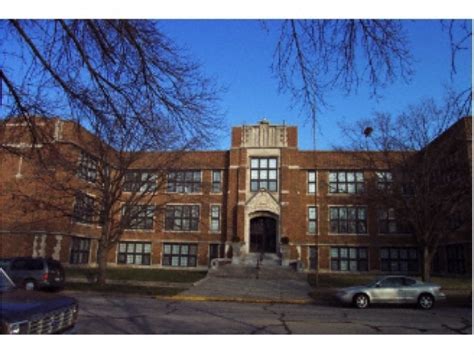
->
xmin=240 ymin=252 xmax=281 ymax=267
xmin=208 ymin=255 xmax=306 ymax=281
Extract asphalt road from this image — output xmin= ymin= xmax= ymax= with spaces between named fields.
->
xmin=67 ymin=291 xmax=472 ymax=334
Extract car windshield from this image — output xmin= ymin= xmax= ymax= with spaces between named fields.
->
xmin=0 ymin=268 xmax=15 ymax=292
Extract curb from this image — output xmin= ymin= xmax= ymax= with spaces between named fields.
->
xmin=156 ymin=294 xmax=314 ymax=305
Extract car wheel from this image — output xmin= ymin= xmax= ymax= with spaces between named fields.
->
xmin=24 ymin=280 xmax=36 ymax=291
xmin=354 ymin=293 xmax=369 ymax=309
xmin=418 ymin=294 xmax=434 ymax=310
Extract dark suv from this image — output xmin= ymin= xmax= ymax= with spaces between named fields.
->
xmin=1 ymin=257 xmax=65 ymax=291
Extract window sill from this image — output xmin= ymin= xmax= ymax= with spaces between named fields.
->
xmin=116 ymin=263 xmax=152 ymax=267
xmin=327 ymin=192 xmax=364 ymax=196
xmin=164 ymin=230 xmax=201 ymax=233
xmin=72 ymin=221 xmax=96 ymax=227
xmin=165 ymin=192 xmax=204 ymax=195
xmin=122 ymin=190 xmax=158 ymax=194
xmin=123 ymin=229 xmax=155 ymax=233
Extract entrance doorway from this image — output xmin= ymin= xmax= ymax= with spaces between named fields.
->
xmin=208 ymin=244 xmax=219 ymax=266
xmin=250 ymin=216 xmax=277 ymax=253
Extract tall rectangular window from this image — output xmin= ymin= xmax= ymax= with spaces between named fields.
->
xmin=250 ymin=157 xmax=278 ymax=192
xmin=165 ymin=205 xmax=200 ymax=231
xmin=328 ymin=171 xmax=364 ymax=193
xmin=447 ymin=245 xmax=465 ymax=274
xmin=331 ymin=247 xmax=368 ymax=272
xmin=376 ymin=171 xmax=393 ymax=190
xmin=69 ymin=237 xmax=91 ymax=264
xmin=330 ymin=206 xmax=367 ymax=234
xmin=73 ymin=192 xmax=95 ymax=224
xmin=167 ymin=171 xmax=201 ymax=193
xmin=308 ymin=206 xmax=318 ymax=234
xmin=309 ymin=246 xmax=318 ymax=270
xmin=210 ymin=205 xmax=221 ymax=232
xmin=380 ymin=247 xmax=418 ymax=273
xmin=77 ymin=151 xmax=97 ymax=182
xmin=211 ymin=170 xmax=222 ymax=193
xmin=117 ymin=242 xmax=151 ymax=265
xmin=162 ymin=243 xmax=197 ymax=267
xmin=308 ymin=170 xmax=317 ymax=194
xmin=122 ymin=205 xmax=155 ymax=230
xmin=124 ymin=171 xmax=157 ymax=192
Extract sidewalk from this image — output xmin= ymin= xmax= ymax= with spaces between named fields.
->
xmin=67 ymin=276 xmax=193 ymax=289
xmin=158 ymin=264 xmax=315 ymax=304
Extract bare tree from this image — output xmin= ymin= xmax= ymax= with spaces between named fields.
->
xmin=339 ymin=96 xmax=471 ymax=281
xmin=441 ymin=19 xmax=472 ymax=117
xmin=0 ymin=20 xmax=222 ymax=285
xmin=272 ymin=20 xmax=471 ymax=124
xmin=272 ymin=20 xmax=413 ymax=119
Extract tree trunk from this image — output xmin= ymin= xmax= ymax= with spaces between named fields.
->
xmin=96 ymin=241 xmax=108 ymax=286
xmin=421 ymin=246 xmax=433 ymax=282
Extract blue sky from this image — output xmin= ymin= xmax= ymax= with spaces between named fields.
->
xmin=158 ymin=20 xmax=472 ymax=150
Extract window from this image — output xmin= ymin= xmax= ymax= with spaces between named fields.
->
xmin=308 ymin=170 xmax=317 ymax=194
xmin=378 ymin=208 xmax=412 ymax=234
xmin=331 ymin=247 xmax=368 ymax=272
xmin=77 ymin=151 xmax=97 ymax=182
xmin=328 ymin=171 xmax=364 ymax=194
xmin=309 ymin=246 xmax=318 ymax=270
xmin=447 ymin=245 xmax=465 ymax=274
xmin=162 ymin=243 xmax=197 ymax=267
xmin=380 ymin=247 xmax=418 ymax=273
xmin=167 ymin=171 xmax=201 ymax=193
xmin=376 ymin=171 xmax=393 ymax=190
xmin=210 ymin=205 xmax=221 ymax=232
xmin=69 ymin=237 xmax=91 ymax=264
xmin=308 ymin=206 xmax=318 ymax=234
xmin=330 ymin=207 xmax=367 ymax=234
xmin=250 ymin=157 xmax=278 ymax=192
xmin=122 ymin=205 xmax=155 ymax=230
xmin=124 ymin=171 xmax=157 ymax=192
xmin=73 ymin=192 xmax=95 ymax=224
xmin=165 ymin=205 xmax=200 ymax=231
xmin=211 ymin=170 xmax=222 ymax=193
xmin=378 ymin=208 xmax=397 ymax=234
xmin=117 ymin=242 xmax=151 ymax=265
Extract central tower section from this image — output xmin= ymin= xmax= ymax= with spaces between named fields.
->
xmin=228 ymin=119 xmax=297 ymax=255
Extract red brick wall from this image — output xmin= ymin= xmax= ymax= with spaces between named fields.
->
xmin=0 ymin=117 xmax=471 ymax=274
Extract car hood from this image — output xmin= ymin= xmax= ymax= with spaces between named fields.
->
xmin=0 ymin=289 xmax=77 ymax=323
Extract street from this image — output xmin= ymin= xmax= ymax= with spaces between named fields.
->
xmin=68 ymin=291 xmax=472 ymax=334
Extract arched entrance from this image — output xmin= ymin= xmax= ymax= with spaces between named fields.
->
xmin=249 ymin=216 xmax=277 ymax=253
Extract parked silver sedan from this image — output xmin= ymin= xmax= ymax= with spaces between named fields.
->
xmin=335 ymin=276 xmax=446 ymax=310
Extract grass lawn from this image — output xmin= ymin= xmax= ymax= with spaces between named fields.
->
xmin=308 ymin=273 xmax=472 ymax=290
xmin=65 ymin=266 xmax=207 ymax=283
xmin=64 ymin=282 xmax=186 ymax=296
